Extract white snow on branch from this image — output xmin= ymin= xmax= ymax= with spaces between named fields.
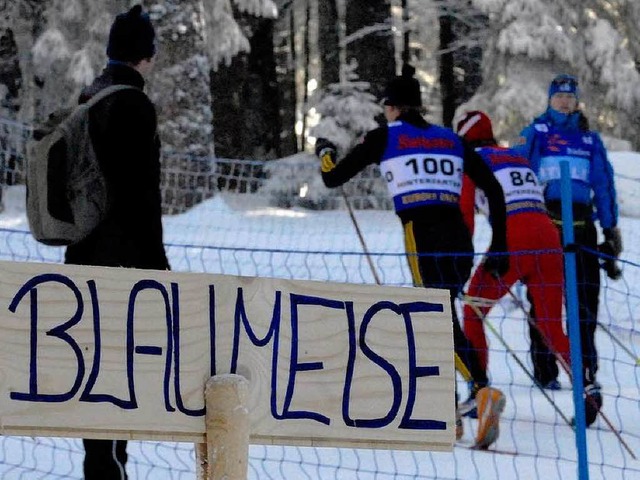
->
xmin=233 ymin=0 xmax=278 ymax=19
xmin=60 ymin=0 xmax=83 ymax=22
xmin=67 ymin=48 xmax=95 ymax=86
xmin=204 ymin=0 xmax=251 ymax=68
xmin=584 ymin=18 xmax=640 ymax=109
xmin=342 ymin=23 xmax=392 ymax=48
xmin=32 ymin=28 xmax=71 ymax=71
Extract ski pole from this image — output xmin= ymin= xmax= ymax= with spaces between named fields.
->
xmin=596 ymin=321 xmax=640 ymax=366
xmin=504 ymin=285 xmax=637 ymax=460
xmin=340 ymin=187 xmax=382 ymax=285
xmin=462 ymin=294 xmax=574 ymax=427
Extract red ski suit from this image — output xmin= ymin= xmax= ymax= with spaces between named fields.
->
xmin=461 ymin=148 xmax=570 ymax=373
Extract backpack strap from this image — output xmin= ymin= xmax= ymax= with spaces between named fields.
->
xmin=84 ymin=84 xmax=141 ymax=108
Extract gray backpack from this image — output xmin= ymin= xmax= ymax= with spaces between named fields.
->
xmin=27 ymin=85 xmax=137 ymax=246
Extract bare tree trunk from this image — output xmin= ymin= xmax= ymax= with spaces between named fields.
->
xmin=0 ymin=28 xmax=22 ymax=117
xmin=210 ymin=55 xmax=246 ymax=159
xmin=211 ymin=10 xmax=280 ymax=161
xmin=345 ymin=0 xmax=395 ymax=100
xmin=318 ymin=0 xmax=339 ymax=87
xmin=274 ymin=0 xmax=298 ymax=156
xmin=299 ymin=0 xmax=311 ymax=152
xmin=401 ymin=0 xmax=409 ymax=65
xmin=437 ymin=1 xmax=455 ymax=127
xmin=451 ymin=1 xmax=487 ymax=119
xmin=245 ymin=16 xmax=281 ymax=159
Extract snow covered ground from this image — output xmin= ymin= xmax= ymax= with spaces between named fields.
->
xmin=0 ymin=152 xmax=638 ymax=479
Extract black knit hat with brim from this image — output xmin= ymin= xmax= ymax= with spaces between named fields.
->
xmin=107 ymin=5 xmax=156 ymax=63
xmin=382 ymin=64 xmax=422 ymax=107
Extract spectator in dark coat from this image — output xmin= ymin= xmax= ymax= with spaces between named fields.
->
xmin=64 ymin=5 xmax=168 ymax=479
xmin=65 ymin=6 xmax=167 ymax=272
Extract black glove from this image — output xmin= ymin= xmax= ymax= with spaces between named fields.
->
xmin=483 ymin=251 xmax=509 ymax=278
xmin=603 ymin=227 xmax=622 ymax=257
xmin=598 ymin=237 xmax=622 ymax=280
xmin=315 ymin=138 xmax=337 ymax=159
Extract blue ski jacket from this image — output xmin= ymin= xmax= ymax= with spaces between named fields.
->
xmin=516 ymin=108 xmax=618 ymax=228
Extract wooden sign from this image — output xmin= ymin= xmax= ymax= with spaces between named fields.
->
xmin=0 ymin=260 xmax=455 ymax=451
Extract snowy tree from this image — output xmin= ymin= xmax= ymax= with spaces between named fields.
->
xmin=460 ymin=0 xmax=640 ymax=148
xmin=298 ymin=63 xmax=386 ymax=209
xmin=141 ymin=0 xmax=277 ymax=163
xmin=29 ymin=0 xmax=117 ymax=121
xmin=308 ymin=62 xmax=381 ymax=156
xmin=2 ymin=0 xmax=106 ymax=122
xmin=144 ymin=0 xmax=214 ymax=157
xmin=3 ymin=0 xmax=640 ymax=191
xmin=210 ymin=0 xmax=279 ymax=160
xmin=202 ymin=0 xmax=277 ymax=69
xmin=0 ymin=0 xmax=47 ymax=123
xmin=264 ymin=62 xmax=388 ymax=211
xmin=138 ymin=0 xmax=216 ymax=213
xmin=273 ymin=0 xmax=298 ymax=156
xmin=7 ymin=0 xmax=277 ymax=156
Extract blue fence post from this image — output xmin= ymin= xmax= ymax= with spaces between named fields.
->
xmin=560 ymin=161 xmax=589 ymax=480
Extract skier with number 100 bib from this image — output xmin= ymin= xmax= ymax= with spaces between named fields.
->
xmin=315 ymin=64 xmax=508 ymax=449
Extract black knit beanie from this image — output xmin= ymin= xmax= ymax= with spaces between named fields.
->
xmin=106 ymin=5 xmax=156 ymax=63
xmin=382 ymin=64 xmax=422 ymax=108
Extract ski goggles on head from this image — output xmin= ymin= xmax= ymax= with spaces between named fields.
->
xmin=549 ymin=74 xmax=579 ymax=98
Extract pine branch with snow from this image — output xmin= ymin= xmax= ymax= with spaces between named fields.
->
xmin=309 ymin=64 xmax=382 ymax=156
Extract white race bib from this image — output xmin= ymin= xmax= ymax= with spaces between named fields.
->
xmin=380 ymin=153 xmax=463 ymax=198
xmin=494 ymin=166 xmax=544 ymax=204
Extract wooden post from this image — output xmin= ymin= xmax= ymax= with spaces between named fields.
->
xmin=202 ymin=374 xmax=250 ymax=480
xmin=195 ymin=442 xmax=208 ymax=480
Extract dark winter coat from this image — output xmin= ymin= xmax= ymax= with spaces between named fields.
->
xmin=319 ymin=110 xmax=508 ymax=388
xmin=64 ymin=63 xmax=169 ymax=270
xmin=321 ymin=110 xmax=507 ymax=250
